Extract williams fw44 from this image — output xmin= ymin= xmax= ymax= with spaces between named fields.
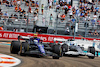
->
xmin=10 ymin=36 xmax=62 ymax=59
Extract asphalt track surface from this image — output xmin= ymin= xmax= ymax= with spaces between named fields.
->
xmin=0 ymin=44 xmax=100 ymax=67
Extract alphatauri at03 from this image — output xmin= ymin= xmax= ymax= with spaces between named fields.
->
xmin=49 ymin=38 xmax=95 ymax=59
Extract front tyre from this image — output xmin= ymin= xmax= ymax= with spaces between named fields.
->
xmin=88 ymin=47 xmax=95 ymax=59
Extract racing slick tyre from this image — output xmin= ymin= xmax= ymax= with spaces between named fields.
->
xmin=10 ymin=41 xmax=20 ymax=54
xmin=88 ymin=56 xmax=95 ymax=59
xmin=52 ymin=45 xmax=62 ymax=59
xmin=88 ymin=47 xmax=95 ymax=59
xmin=62 ymin=44 xmax=68 ymax=55
xmin=20 ymin=42 xmax=28 ymax=56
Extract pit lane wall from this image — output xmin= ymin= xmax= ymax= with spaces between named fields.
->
xmin=0 ymin=31 xmax=100 ymax=42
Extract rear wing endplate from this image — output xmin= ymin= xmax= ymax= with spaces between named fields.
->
xmin=53 ymin=38 xmax=67 ymax=42
xmin=18 ymin=36 xmax=30 ymax=40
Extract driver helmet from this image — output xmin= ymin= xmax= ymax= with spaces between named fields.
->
xmin=34 ymin=33 xmax=38 ymax=38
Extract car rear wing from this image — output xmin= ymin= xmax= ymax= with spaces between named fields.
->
xmin=18 ymin=36 xmax=30 ymax=40
xmin=53 ymin=38 xmax=67 ymax=42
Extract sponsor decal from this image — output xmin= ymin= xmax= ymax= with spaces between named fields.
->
xmin=0 ymin=33 xmax=2 ymax=37
xmin=0 ymin=31 xmax=100 ymax=43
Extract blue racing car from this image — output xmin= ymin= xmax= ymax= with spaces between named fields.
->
xmin=10 ymin=36 xmax=62 ymax=59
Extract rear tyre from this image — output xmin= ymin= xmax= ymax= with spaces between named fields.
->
xmin=88 ymin=47 xmax=95 ymax=59
xmin=88 ymin=47 xmax=95 ymax=55
xmin=20 ymin=42 xmax=28 ymax=56
xmin=10 ymin=41 xmax=20 ymax=54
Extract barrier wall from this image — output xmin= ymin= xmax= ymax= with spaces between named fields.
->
xmin=0 ymin=31 xmax=100 ymax=43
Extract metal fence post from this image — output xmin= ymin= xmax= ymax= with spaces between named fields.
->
xmin=73 ymin=16 xmax=77 ymax=39
xmin=26 ymin=16 xmax=29 ymax=32
xmin=39 ymin=0 xmax=41 ymax=14
xmin=55 ymin=19 xmax=58 ymax=35
xmin=74 ymin=22 xmax=76 ymax=40
xmin=70 ymin=23 xmax=72 ymax=36
xmin=85 ymin=21 xmax=88 ymax=38
xmin=54 ymin=13 xmax=58 ymax=35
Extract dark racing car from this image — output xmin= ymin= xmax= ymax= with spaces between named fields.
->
xmin=10 ymin=36 xmax=62 ymax=59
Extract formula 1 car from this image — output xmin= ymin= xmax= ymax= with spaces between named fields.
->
xmin=49 ymin=38 xmax=95 ymax=59
xmin=10 ymin=36 xmax=62 ymax=59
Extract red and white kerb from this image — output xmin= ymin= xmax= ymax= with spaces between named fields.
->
xmin=0 ymin=53 xmax=21 ymax=67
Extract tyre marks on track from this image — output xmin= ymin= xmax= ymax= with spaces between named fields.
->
xmin=34 ymin=57 xmax=65 ymax=67
xmin=60 ymin=56 xmax=100 ymax=67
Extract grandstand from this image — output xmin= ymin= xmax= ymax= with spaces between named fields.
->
xmin=0 ymin=0 xmax=100 ymax=38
